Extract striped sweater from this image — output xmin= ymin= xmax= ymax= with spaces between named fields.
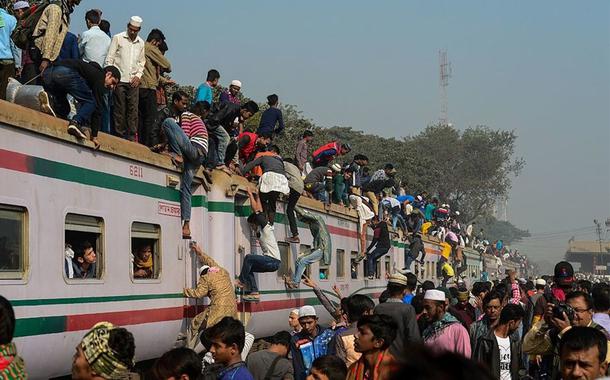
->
xmin=180 ymin=112 xmax=208 ymax=154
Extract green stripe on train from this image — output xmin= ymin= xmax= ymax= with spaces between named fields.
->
xmin=10 ymin=293 xmax=184 ymax=307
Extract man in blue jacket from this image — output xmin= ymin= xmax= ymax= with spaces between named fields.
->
xmin=290 ymin=306 xmax=335 ymax=380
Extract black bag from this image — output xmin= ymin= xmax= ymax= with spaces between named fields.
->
xmin=11 ymin=1 xmax=59 ymax=50
xmin=200 ymin=363 xmax=223 ymax=380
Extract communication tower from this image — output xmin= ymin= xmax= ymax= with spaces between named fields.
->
xmin=439 ymin=49 xmax=452 ymax=126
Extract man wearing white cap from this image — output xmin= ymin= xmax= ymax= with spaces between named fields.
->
xmin=105 ymin=16 xmax=146 ymax=141
xmin=290 ymin=305 xmax=335 ymax=380
xmin=527 ymin=278 xmax=547 ymax=328
xmin=219 ymin=79 xmax=241 ymax=105
xmin=422 ymin=289 xmax=471 ymax=357
xmin=288 ymin=309 xmax=302 ymax=336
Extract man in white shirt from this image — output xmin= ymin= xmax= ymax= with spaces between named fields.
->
xmin=472 ymin=303 xmax=525 ymax=380
xmin=79 ymin=10 xmax=110 ymax=66
xmin=105 ymin=16 xmax=145 ymax=141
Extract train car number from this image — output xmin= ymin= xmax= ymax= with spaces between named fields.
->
xmin=129 ymin=165 xmax=144 ymax=178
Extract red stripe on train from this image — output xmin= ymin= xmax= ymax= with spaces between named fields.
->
xmin=0 ymin=149 xmax=31 ymax=173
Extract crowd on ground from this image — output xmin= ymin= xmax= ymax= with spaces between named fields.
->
xmin=3 ymin=259 xmax=610 ymax=380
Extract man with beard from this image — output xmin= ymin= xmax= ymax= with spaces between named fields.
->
xmin=422 ymin=289 xmax=471 ymax=356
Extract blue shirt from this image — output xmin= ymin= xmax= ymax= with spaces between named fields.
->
xmin=195 ymin=82 xmax=213 ymax=104
xmin=402 ymin=293 xmax=414 ymax=304
xmin=219 ymin=363 xmax=254 ymax=380
xmin=79 ymin=26 xmax=111 ymax=67
xmin=59 ymin=32 xmax=79 ymax=60
xmin=257 ymin=107 xmax=285 ymax=136
xmin=0 ymin=10 xmax=19 ymax=65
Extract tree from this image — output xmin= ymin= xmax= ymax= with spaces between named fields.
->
xmin=476 ymin=216 xmax=531 ymax=245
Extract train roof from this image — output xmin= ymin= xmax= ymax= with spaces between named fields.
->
xmin=0 ymin=100 xmax=359 ymax=222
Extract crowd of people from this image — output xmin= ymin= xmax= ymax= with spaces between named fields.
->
xmin=3 ymin=2 xmax=610 ymax=380
xmin=3 ymin=259 xmax=610 ymax=379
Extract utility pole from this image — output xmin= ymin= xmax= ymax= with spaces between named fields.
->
xmin=594 ymin=219 xmax=604 ymax=275
xmin=439 ymin=50 xmax=451 ymax=126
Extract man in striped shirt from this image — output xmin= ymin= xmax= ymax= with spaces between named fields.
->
xmin=161 ymin=101 xmax=210 ymax=239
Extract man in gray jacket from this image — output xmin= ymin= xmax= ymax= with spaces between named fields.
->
xmin=374 ymin=273 xmax=422 ymax=357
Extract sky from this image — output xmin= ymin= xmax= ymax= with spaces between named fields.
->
xmin=70 ymin=1 xmax=610 ymax=264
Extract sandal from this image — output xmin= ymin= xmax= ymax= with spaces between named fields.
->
xmin=243 ymin=294 xmax=260 ymax=303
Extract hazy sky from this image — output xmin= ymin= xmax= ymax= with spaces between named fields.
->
xmin=70 ymin=1 xmax=610 ymax=263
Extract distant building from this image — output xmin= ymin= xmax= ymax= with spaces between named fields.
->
xmin=565 ymin=240 xmax=610 ymax=273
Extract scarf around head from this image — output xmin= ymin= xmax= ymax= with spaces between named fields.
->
xmin=134 ymin=255 xmax=153 ymax=270
xmin=422 ymin=312 xmax=459 ymax=342
xmin=81 ymin=322 xmax=133 ymax=379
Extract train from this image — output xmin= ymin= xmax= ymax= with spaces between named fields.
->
xmin=0 ymin=100 xmax=520 ymax=378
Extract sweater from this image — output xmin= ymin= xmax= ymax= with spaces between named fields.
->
xmin=257 ymin=107 xmax=285 ymax=136
xmin=179 ymin=112 xmax=208 ymax=154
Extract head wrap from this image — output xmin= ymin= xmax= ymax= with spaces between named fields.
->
xmin=80 ymin=322 xmax=133 ymax=379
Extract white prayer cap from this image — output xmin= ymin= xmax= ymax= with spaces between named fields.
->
xmin=424 ymin=289 xmax=446 ymax=301
xmin=231 ymin=80 xmax=242 ymax=88
xmin=298 ymin=305 xmax=317 ymax=318
xmin=129 ymin=16 xmax=143 ymax=28
xmin=535 ymin=278 xmax=546 ymax=286
xmin=330 ymin=163 xmax=341 ymax=172
xmin=13 ymin=1 xmax=29 ymax=10
xmin=198 ymin=265 xmax=210 ymax=276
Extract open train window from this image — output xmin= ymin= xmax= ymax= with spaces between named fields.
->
xmin=131 ymin=222 xmax=161 ymax=280
xmin=350 ymin=251 xmax=359 ymax=279
xmin=65 ymin=213 xmax=104 ymax=280
xmin=336 ymin=249 xmax=345 ymax=279
xmin=0 ymin=205 xmax=27 ymax=280
xmin=319 ymin=262 xmax=329 ymax=281
xmin=384 ymin=256 xmax=391 ymax=277
xmin=277 ymin=242 xmax=291 ymax=278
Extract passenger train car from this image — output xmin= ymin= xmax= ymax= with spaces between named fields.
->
xmin=0 ymin=101 xmax=519 ymax=378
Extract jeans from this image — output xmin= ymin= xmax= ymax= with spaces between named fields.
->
xmin=286 ymin=189 xmax=301 ymax=237
xmin=239 ymin=254 xmax=280 ymax=293
xmin=101 ymin=92 xmax=111 ymax=134
xmin=42 ymin=65 xmax=96 ymax=126
xmin=113 ymin=83 xmax=139 ymax=141
xmin=207 ymin=126 xmax=230 ymax=166
xmin=293 ymin=248 xmax=323 ymax=284
xmin=162 ymin=118 xmax=204 ymax=221
xmin=404 ymin=236 xmax=424 ymax=270
xmin=138 ymin=88 xmax=158 ymax=146
xmin=365 ymin=246 xmax=390 ymax=277
xmin=307 ymin=182 xmax=327 ymax=203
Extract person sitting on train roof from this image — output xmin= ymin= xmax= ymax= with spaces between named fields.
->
xmin=257 ymin=94 xmax=285 ymax=138
xmin=290 ymin=306 xmax=337 ymax=380
xmin=239 ymin=145 xmax=289 ymax=226
xmin=161 ymin=101 xmax=210 ymax=239
xmin=331 ymin=165 xmax=351 ymax=207
xmin=361 ymin=178 xmax=395 ymax=217
xmin=283 ymin=206 xmax=332 ymax=289
xmin=235 ymin=187 xmax=282 ymax=303
xmin=205 ymin=99 xmax=259 ymax=173
xmin=183 ymin=242 xmax=237 ymax=351
xmin=303 ymin=163 xmax=341 ymax=203
xmin=133 ymin=243 xmax=154 ymax=278
xmin=71 ymin=241 xmax=97 ymax=279
xmin=41 ymin=60 xmax=120 ymax=149
xmin=203 ymin=316 xmax=255 ymax=380
xmin=72 ymin=321 xmax=136 ymax=380
xmin=150 ymin=90 xmax=190 ymax=153
xmin=219 ymin=79 xmax=242 ymax=105
xmin=0 ymin=296 xmax=27 ymax=379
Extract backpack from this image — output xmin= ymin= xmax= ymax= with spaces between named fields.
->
xmin=11 ymin=1 xmax=59 ymax=50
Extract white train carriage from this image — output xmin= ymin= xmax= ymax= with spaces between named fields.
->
xmin=0 ymin=100 xmax=493 ymax=378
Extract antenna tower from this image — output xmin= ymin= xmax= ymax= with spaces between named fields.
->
xmin=439 ymin=50 xmax=452 ymax=126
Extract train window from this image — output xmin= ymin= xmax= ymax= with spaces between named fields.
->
xmin=0 ymin=205 xmax=27 ymax=280
xmin=277 ymin=242 xmax=291 ymax=278
xmin=384 ymin=256 xmax=391 ymax=277
xmin=375 ymin=260 xmax=381 ymax=279
xmin=131 ymin=222 xmax=161 ymax=280
xmin=350 ymin=251 xmax=359 ymax=279
xmin=65 ymin=213 xmax=104 ymax=280
xmin=336 ymin=249 xmax=345 ymax=279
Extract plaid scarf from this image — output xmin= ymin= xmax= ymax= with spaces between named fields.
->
xmin=422 ymin=312 xmax=460 ymax=342
xmin=81 ymin=322 xmax=133 ymax=379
